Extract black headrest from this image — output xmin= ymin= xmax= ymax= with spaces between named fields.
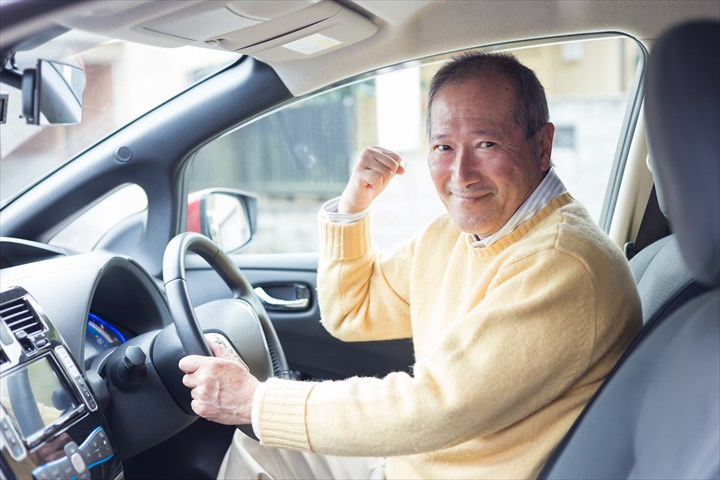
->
xmin=645 ymin=20 xmax=720 ymax=287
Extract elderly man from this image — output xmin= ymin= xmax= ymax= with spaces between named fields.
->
xmin=179 ymin=51 xmax=641 ymax=479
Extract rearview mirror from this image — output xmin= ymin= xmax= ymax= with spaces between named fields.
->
xmin=186 ymin=189 xmax=257 ymax=252
xmin=22 ymin=59 xmax=84 ymax=125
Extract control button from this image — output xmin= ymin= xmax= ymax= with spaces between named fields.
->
xmin=70 ymin=451 xmax=86 ymax=473
xmin=55 ymin=345 xmax=69 ymax=359
xmin=49 ymin=463 xmax=65 ymax=477
xmin=1 ymin=417 xmax=12 ymax=432
xmin=33 ymin=460 xmax=68 ymax=480
xmin=33 ymin=469 xmax=51 ymax=480
xmin=61 ymin=462 xmax=74 ymax=477
xmin=10 ymin=440 xmax=25 ymax=459
xmin=79 ymin=427 xmax=113 ymax=467
xmin=1 ymin=416 xmax=26 ymax=461
xmin=63 ymin=440 xmax=79 ymax=456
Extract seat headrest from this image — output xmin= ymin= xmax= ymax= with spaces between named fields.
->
xmin=645 ymin=20 xmax=720 ymax=287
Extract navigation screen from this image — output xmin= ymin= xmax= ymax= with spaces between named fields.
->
xmin=0 ymin=356 xmax=79 ymax=440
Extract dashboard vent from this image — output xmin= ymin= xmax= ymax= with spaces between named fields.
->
xmin=0 ymin=298 xmax=44 ymax=337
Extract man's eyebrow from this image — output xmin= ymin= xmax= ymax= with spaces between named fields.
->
xmin=430 ymin=129 xmax=498 ymax=141
xmin=430 ymin=133 xmax=448 ymax=142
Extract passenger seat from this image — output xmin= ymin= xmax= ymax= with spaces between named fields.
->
xmin=631 ymin=234 xmax=710 ymax=324
xmin=540 ymin=20 xmax=720 ymax=479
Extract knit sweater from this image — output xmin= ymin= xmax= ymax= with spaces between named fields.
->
xmin=256 ymin=193 xmax=641 ymax=479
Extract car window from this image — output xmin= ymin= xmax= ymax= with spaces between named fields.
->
xmin=50 ymin=184 xmax=148 ymax=253
xmin=185 ymin=34 xmax=644 ymax=254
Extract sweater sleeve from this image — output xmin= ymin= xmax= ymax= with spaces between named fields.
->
xmin=316 ymin=212 xmax=414 ymax=341
xmin=257 ymin=245 xmax=635 ymax=457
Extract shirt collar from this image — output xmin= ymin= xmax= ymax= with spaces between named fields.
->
xmin=471 ymin=167 xmax=567 ymax=248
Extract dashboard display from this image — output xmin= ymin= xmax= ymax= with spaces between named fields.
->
xmin=0 ymin=356 xmax=80 ymax=442
xmin=84 ymin=313 xmax=127 ymax=360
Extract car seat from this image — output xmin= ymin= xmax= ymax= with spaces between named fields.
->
xmin=539 ymin=20 xmax=720 ymax=479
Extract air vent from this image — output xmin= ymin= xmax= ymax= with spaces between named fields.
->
xmin=0 ymin=298 xmax=44 ymax=337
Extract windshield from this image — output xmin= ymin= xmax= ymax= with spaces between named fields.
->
xmin=0 ymin=30 xmax=239 ymax=207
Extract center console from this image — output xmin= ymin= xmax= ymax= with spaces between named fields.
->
xmin=0 ymin=287 xmax=122 ymax=480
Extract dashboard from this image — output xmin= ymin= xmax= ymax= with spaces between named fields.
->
xmin=0 ymin=238 xmax=193 ymax=480
xmin=84 ymin=314 xmax=129 ymax=367
xmin=0 ymin=286 xmax=121 ymax=480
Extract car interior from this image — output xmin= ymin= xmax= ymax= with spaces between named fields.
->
xmin=0 ymin=1 xmax=718 ymax=479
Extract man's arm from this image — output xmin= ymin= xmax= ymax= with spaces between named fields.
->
xmin=317 ymin=213 xmax=414 ymax=341
xmin=316 ymin=146 xmax=413 ymax=341
xmin=177 ymin=146 xmax=410 ymax=424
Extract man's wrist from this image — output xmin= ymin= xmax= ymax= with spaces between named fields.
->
xmin=251 ymin=381 xmax=268 ymax=440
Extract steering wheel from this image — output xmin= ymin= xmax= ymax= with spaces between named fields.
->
xmin=162 ymin=232 xmax=289 ymax=435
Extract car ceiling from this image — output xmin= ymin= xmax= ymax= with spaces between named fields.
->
xmin=2 ymin=0 xmax=719 ymax=97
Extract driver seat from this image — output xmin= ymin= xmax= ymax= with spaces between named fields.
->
xmin=540 ymin=20 xmax=720 ymax=479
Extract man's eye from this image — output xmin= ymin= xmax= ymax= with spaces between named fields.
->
xmin=478 ymin=141 xmax=496 ymax=149
xmin=433 ymin=144 xmax=452 ymax=152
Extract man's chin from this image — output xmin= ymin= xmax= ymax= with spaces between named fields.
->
xmin=447 ymin=211 xmax=497 ymax=237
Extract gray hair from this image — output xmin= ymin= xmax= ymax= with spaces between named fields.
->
xmin=426 ymin=51 xmax=549 ymax=138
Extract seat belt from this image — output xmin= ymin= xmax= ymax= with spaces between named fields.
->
xmin=624 ymin=186 xmax=670 ymax=260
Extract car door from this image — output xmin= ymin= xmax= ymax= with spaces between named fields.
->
xmin=184 ymin=253 xmax=415 ymax=380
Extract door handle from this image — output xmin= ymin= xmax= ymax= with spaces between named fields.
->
xmin=254 ymin=287 xmax=309 ymax=310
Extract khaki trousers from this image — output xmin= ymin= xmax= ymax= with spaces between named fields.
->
xmin=218 ymin=430 xmax=386 ymax=480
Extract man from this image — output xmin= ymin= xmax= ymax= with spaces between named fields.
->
xmin=179 ymin=52 xmax=641 ymax=479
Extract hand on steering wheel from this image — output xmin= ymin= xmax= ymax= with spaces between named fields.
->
xmin=163 ymin=232 xmax=289 ymax=437
xmin=179 ymin=340 xmax=260 ymax=425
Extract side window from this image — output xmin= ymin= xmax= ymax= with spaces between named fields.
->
xmin=186 ymin=35 xmax=643 ymax=254
xmin=49 ymin=184 xmax=148 ymax=252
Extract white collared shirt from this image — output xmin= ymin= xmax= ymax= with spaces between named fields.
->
xmin=470 ymin=167 xmax=566 ymax=247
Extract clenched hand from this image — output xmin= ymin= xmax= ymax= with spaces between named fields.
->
xmin=178 ymin=341 xmax=259 ymax=425
xmin=339 ymin=146 xmax=406 ymax=213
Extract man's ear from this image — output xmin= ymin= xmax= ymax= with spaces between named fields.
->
xmin=537 ymin=122 xmax=555 ymax=171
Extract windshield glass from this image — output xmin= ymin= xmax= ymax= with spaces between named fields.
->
xmin=0 ymin=30 xmax=239 ymax=207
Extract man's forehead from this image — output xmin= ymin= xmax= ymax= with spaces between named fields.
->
xmin=430 ymin=87 xmax=517 ymax=130
xmin=429 ymin=122 xmax=512 ymax=141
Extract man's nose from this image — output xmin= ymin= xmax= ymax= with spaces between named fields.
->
xmin=451 ymin=147 xmax=482 ymax=186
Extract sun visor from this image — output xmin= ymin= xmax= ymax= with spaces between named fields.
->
xmin=143 ymin=1 xmax=377 ymax=61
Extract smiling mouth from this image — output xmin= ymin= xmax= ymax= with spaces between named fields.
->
xmin=451 ymin=191 xmax=492 ymax=201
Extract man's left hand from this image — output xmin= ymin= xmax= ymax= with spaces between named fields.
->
xmin=178 ymin=341 xmax=259 ymax=425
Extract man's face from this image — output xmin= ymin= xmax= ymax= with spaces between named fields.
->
xmin=427 ymin=77 xmax=554 ymax=237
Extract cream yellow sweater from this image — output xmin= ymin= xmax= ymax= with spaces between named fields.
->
xmin=256 ymin=193 xmax=641 ymax=479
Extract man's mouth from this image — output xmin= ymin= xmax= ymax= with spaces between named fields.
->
xmin=450 ymin=190 xmax=492 ymax=201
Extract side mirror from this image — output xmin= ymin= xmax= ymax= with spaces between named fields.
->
xmin=186 ymin=189 xmax=257 ymax=252
xmin=22 ymin=59 xmax=84 ymax=125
